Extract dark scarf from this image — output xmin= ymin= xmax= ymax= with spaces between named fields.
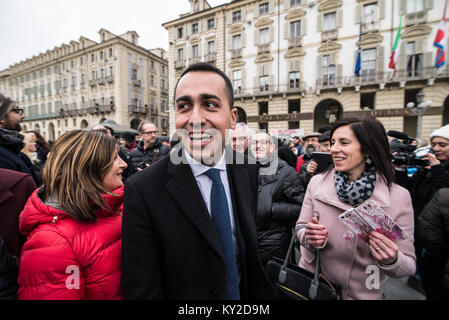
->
xmin=334 ymin=166 xmax=377 ymax=206
xmin=0 ymin=128 xmax=25 ymax=154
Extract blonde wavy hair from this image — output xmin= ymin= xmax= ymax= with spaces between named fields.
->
xmin=42 ymin=130 xmax=119 ymax=222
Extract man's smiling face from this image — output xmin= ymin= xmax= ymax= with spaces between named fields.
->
xmin=174 ymin=71 xmax=237 ymax=166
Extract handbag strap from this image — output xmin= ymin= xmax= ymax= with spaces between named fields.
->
xmin=278 ymin=225 xmax=322 ymax=300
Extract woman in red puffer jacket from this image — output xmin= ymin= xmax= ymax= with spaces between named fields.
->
xmin=17 ymin=130 xmax=127 ymax=300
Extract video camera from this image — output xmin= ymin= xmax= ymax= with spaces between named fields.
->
xmin=387 ymin=130 xmax=430 ymax=167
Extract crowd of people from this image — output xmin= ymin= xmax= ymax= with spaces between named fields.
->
xmin=1 ymin=62 xmax=449 ymax=300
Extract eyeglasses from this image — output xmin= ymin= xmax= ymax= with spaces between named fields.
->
xmin=10 ymin=108 xmax=24 ymax=115
xmin=142 ymin=131 xmax=157 ymax=135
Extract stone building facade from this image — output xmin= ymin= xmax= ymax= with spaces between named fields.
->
xmin=0 ymin=29 xmax=169 ymax=140
xmin=163 ymin=0 xmax=449 ymax=140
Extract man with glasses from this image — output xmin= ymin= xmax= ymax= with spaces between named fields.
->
xmin=0 ymin=93 xmax=38 ymax=184
xmin=129 ymin=120 xmax=170 ymax=171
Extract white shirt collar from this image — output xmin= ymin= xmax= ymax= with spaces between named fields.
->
xmin=184 ymin=148 xmax=227 ymax=178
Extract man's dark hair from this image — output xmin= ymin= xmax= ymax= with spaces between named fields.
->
xmin=330 ymin=116 xmax=394 ymax=187
xmin=174 ymin=62 xmax=234 ymax=110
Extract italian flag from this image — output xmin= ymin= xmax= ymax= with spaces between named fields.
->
xmin=388 ymin=16 xmax=403 ymax=76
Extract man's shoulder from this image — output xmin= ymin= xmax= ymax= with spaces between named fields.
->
xmin=126 ymin=153 xmax=171 ymax=186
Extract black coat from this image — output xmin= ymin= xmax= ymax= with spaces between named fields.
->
xmin=416 ymin=188 xmax=449 ymax=299
xmin=395 ymin=160 xmax=449 ymax=220
xmin=0 ymin=129 xmax=38 ymax=184
xmin=122 ymin=147 xmax=276 ymax=300
xmin=256 ymin=158 xmax=305 ymax=265
xmin=128 ymin=138 xmax=170 ymax=171
xmin=0 ymin=234 xmax=17 ymax=300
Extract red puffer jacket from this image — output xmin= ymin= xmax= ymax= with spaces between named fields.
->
xmin=17 ymin=186 xmax=124 ymax=300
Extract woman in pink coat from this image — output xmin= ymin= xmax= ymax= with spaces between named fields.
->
xmin=296 ymin=117 xmax=416 ymax=300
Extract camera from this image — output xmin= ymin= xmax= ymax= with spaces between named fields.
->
xmin=388 ymin=131 xmax=430 ymax=167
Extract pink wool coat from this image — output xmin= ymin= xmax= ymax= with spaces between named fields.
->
xmin=296 ymin=169 xmax=416 ymax=300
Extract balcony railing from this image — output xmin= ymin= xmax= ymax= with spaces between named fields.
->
xmin=362 ymin=20 xmax=380 ymax=33
xmin=231 ymin=49 xmax=242 ymax=59
xmin=128 ymin=104 xmax=147 ymax=114
xmin=189 ymin=57 xmax=201 ymax=64
xmin=257 ymin=44 xmax=270 ymax=54
xmin=321 ymin=29 xmax=338 ymax=42
xmin=205 ymin=53 xmax=216 ymax=63
xmin=89 ymin=80 xmax=96 ymax=86
xmin=288 ymin=37 xmax=302 ymax=48
xmin=106 ymin=75 xmax=114 ymax=83
xmin=132 ymin=79 xmax=141 ymax=87
xmin=98 ymin=104 xmax=113 ymax=113
xmin=175 ymin=60 xmax=186 ymax=69
xmin=314 ymin=66 xmax=449 ymax=90
xmin=97 ymin=78 xmax=105 ymax=85
xmin=406 ymin=10 xmax=427 ymax=26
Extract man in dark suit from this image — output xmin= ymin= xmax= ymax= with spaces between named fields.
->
xmin=122 ymin=63 xmax=275 ymax=300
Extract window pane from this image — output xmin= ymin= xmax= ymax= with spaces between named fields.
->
xmin=290 ymin=21 xmax=301 ymax=37
xmin=363 ymin=3 xmax=377 ymax=23
xmin=260 ymin=28 xmax=269 ymax=44
xmin=323 ymin=12 xmax=336 ymax=30
xmin=233 ymin=35 xmax=241 ymax=49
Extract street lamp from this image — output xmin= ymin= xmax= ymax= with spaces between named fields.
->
xmin=406 ymin=90 xmax=432 ymax=138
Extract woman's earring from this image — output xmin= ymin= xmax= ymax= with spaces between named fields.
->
xmin=366 ymin=157 xmax=372 ymax=164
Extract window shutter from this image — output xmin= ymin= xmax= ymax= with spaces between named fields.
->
xmin=337 ymin=9 xmax=343 ymax=28
xmin=398 ymin=42 xmax=406 ymax=71
xmin=330 ymin=53 xmax=336 ymax=66
xmin=302 ymin=18 xmax=307 ymax=36
xmin=415 ymin=39 xmax=424 ymax=53
xmin=227 ymin=35 xmax=232 ymax=50
xmin=317 ymin=56 xmax=323 ymax=79
xmin=399 ymin=0 xmax=407 ymax=16
xmin=355 ymin=5 xmax=361 ymax=24
xmin=284 ymin=0 xmax=290 ymax=10
xmin=337 ymin=64 xmax=342 ymax=78
xmin=284 ymin=22 xmax=289 ymax=39
xmin=241 ymin=8 xmax=246 ymax=21
xmin=376 ymin=46 xmax=385 ymax=76
xmin=378 ymin=0 xmax=385 ymax=20
xmin=242 ymin=32 xmax=247 ymax=48
xmin=425 ymin=0 xmax=433 ymax=10
xmin=254 ymin=4 xmax=259 ymax=19
xmin=424 ymin=51 xmax=433 ymax=69
xmin=270 ymin=26 xmax=275 ymax=42
xmin=254 ymin=29 xmax=259 ymax=45
xmin=269 ymin=0 xmax=275 ymax=14
xmin=317 ymin=15 xmax=322 ymax=32
xmin=227 ymin=12 xmax=232 ymax=25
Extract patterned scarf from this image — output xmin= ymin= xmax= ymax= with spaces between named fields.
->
xmin=334 ymin=166 xmax=377 ymax=206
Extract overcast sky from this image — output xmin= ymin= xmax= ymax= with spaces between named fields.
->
xmin=0 ymin=0 xmax=228 ymax=71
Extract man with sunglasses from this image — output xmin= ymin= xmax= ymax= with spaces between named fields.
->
xmin=129 ymin=120 xmax=170 ymax=171
xmin=0 ymin=93 xmax=38 ymax=184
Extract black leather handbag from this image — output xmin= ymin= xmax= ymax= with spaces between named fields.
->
xmin=265 ymin=226 xmax=342 ymax=300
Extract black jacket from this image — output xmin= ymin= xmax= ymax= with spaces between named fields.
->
xmin=395 ymin=159 xmax=449 ymax=219
xmin=0 ymin=234 xmax=17 ymax=300
xmin=122 ymin=147 xmax=276 ymax=299
xmin=256 ymin=157 xmax=305 ymax=266
xmin=416 ymin=188 xmax=449 ymax=299
xmin=128 ymin=137 xmax=170 ymax=171
xmin=0 ymin=128 xmax=38 ymax=185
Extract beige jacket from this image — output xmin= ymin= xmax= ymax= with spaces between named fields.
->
xmin=296 ymin=169 xmax=416 ymax=300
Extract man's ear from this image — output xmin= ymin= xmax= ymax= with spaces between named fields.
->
xmin=229 ymin=108 xmax=237 ymax=130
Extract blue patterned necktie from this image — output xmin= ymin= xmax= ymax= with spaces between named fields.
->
xmin=204 ymin=168 xmax=240 ymax=300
